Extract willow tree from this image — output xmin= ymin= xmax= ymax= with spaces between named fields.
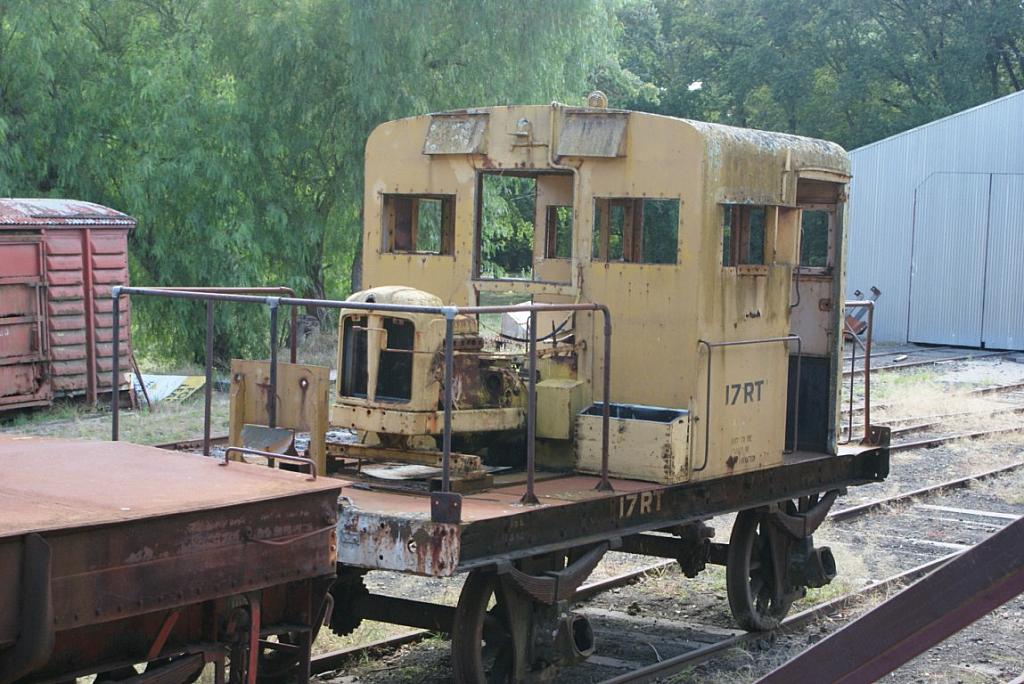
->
xmin=206 ymin=0 xmax=618 ymax=301
xmin=2 ymin=0 xmax=618 ymax=362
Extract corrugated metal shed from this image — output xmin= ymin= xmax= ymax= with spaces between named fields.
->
xmin=0 ymin=198 xmax=134 ymax=411
xmin=847 ymin=90 xmax=1024 ymax=350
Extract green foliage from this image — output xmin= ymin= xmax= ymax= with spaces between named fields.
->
xmin=607 ymin=0 xmax=1024 ymax=149
xmin=480 ymin=175 xmax=536 ymax=279
xmin=1 ymin=0 xmax=1022 ymax=363
xmin=0 ymin=0 xmax=615 ymax=362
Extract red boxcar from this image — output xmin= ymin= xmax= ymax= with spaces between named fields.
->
xmin=0 ymin=198 xmax=134 ymax=411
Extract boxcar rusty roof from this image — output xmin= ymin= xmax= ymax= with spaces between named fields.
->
xmin=0 ymin=197 xmax=136 ymax=227
xmin=0 ymin=435 xmax=340 ymax=538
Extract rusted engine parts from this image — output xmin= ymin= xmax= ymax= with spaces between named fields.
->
xmin=330 ymin=286 xmax=587 ymax=478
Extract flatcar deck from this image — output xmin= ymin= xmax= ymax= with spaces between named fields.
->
xmin=0 ymin=435 xmax=341 ymax=682
xmin=334 ymin=440 xmax=890 ymax=575
xmin=0 ymin=434 xmax=339 ymax=537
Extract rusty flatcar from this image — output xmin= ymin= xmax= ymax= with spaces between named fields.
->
xmin=108 ymin=97 xmax=888 ymax=683
xmin=0 ymin=435 xmax=339 ymax=684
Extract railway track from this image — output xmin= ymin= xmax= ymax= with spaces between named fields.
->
xmin=598 ymin=550 xmax=964 ymax=684
xmin=842 ymin=378 xmax=1024 ymax=419
xmin=309 ymin=427 xmax=1024 ymax=678
xmin=842 ymin=349 xmax=1015 ymax=378
xmin=153 ymin=434 xmax=229 ymax=450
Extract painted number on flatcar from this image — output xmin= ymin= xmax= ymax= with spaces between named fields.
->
xmin=618 ymin=490 xmax=664 ymax=519
xmin=725 ymin=380 xmax=765 ymax=405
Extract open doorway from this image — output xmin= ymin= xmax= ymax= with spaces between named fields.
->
xmin=476 ymin=171 xmax=573 ymax=282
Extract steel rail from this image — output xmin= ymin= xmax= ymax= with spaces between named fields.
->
xmin=599 ymin=551 xmax=961 ymax=684
xmin=143 ymin=286 xmax=300 ymax=363
xmin=842 ymin=350 xmax=1013 ymax=378
xmin=848 ymin=403 xmax=1024 ymax=432
xmin=842 ymin=404 xmax=1024 ymax=442
xmin=843 ymin=380 xmax=1024 ymax=417
xmin=829 ymin=460 xmax=1024 ymax=522
xmin=889 ymin=424 xmax=1024 ymax=452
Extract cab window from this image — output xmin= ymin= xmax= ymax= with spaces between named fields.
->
xmin=722 ymin=204 xmax=766 ymax=266
xmin=592 ymin=198 xmax=679 ymax=264
xmin=383 ymin=194 xmax=454 ymax=254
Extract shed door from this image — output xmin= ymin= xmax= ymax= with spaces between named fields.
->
xmin=0 ymin=237 xmax=52 ymax=407
xmin=981 ymin=175 xmax=1024 ymax=350
xmin=908 ymin=174 xmax=988 ymax=347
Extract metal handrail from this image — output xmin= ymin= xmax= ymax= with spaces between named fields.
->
xmin=143 ymin=286 xmax=300 ymax=364
xmin=109 ymin=286 xmax=615 ymax=522
xmin=842 ymin=300 xmax=875 ymax=443
xmin=695 ymin=335 xmax=802 ymax=472
xmin=222 ymin=446 xmax=318 ymax=480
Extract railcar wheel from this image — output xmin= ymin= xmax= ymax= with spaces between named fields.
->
xmin=726 ymin=508 xmax=794 ymax=631
xmin=451 ymin=570 xmax=531 ymax=684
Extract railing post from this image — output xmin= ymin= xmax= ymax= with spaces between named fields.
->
xmin=791 ymin=337 xmax=802 ymax=453
xmin=442 ymin=313 xmax=455 ymax=493
xmin=431 ymin=307 xmax=462 ymax=524
xmin=863 ymin=303 xmax=874 ymax=438
xmin=289 ymin=306 xmax=298 ymax=364
xmin=596 ymin=307 xmax=614 ymax=492
xmin=267 ymin=297 xmax=279 ymax=429
xmin=521 ymin=312 xmax=540 ymax=504
xmin=203 ymin=301 xmax=214 ymax=456
xmin=110 ymin=287 xmax=122 ymax=441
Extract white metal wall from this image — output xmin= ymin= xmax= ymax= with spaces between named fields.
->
xmin=984 ymin=176 xmax=1024 ymax=350
xmin=907 ymin=173 xmax=988 ymax=347
xmin=847 ymin=90 xmax=1024 ymax=349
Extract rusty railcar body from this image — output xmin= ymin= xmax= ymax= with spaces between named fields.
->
xmin=104 ymin=99 xmax=889 ymax=682
xmin=0 ymin=435 xmax=340 ymax=683
xmin=0 ymin=199 xmax=134 ymax=412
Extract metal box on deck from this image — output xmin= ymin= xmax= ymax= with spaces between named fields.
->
xmin=536 ymin=378 xmax=586 ymax=440
xmin=575 ymin=402 xmax=690 ymax=484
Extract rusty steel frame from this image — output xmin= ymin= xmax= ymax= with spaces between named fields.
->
xmin=756 ymin=517 xmax=1024 ymax=684
xmin=0 ymin=452 xmax=340 ymax=682
xmin=146 ymin=286 xmax=300 ymax=363
xmin=450 ymin=442 xmax=889 ymax=570
xmin=110 ymin=286 xmax=616 ymax=522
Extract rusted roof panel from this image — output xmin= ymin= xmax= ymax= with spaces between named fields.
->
xmin=423 ymin=113 xmax=488 ymax=155
xmin=0 ymin=198 xmax=136 ymax=227
xmin=556 ymin=111 xmax=629 ymax=157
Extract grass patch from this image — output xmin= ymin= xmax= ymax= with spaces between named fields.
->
xmin=0 ymin=394 xmax=230 ymax=445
